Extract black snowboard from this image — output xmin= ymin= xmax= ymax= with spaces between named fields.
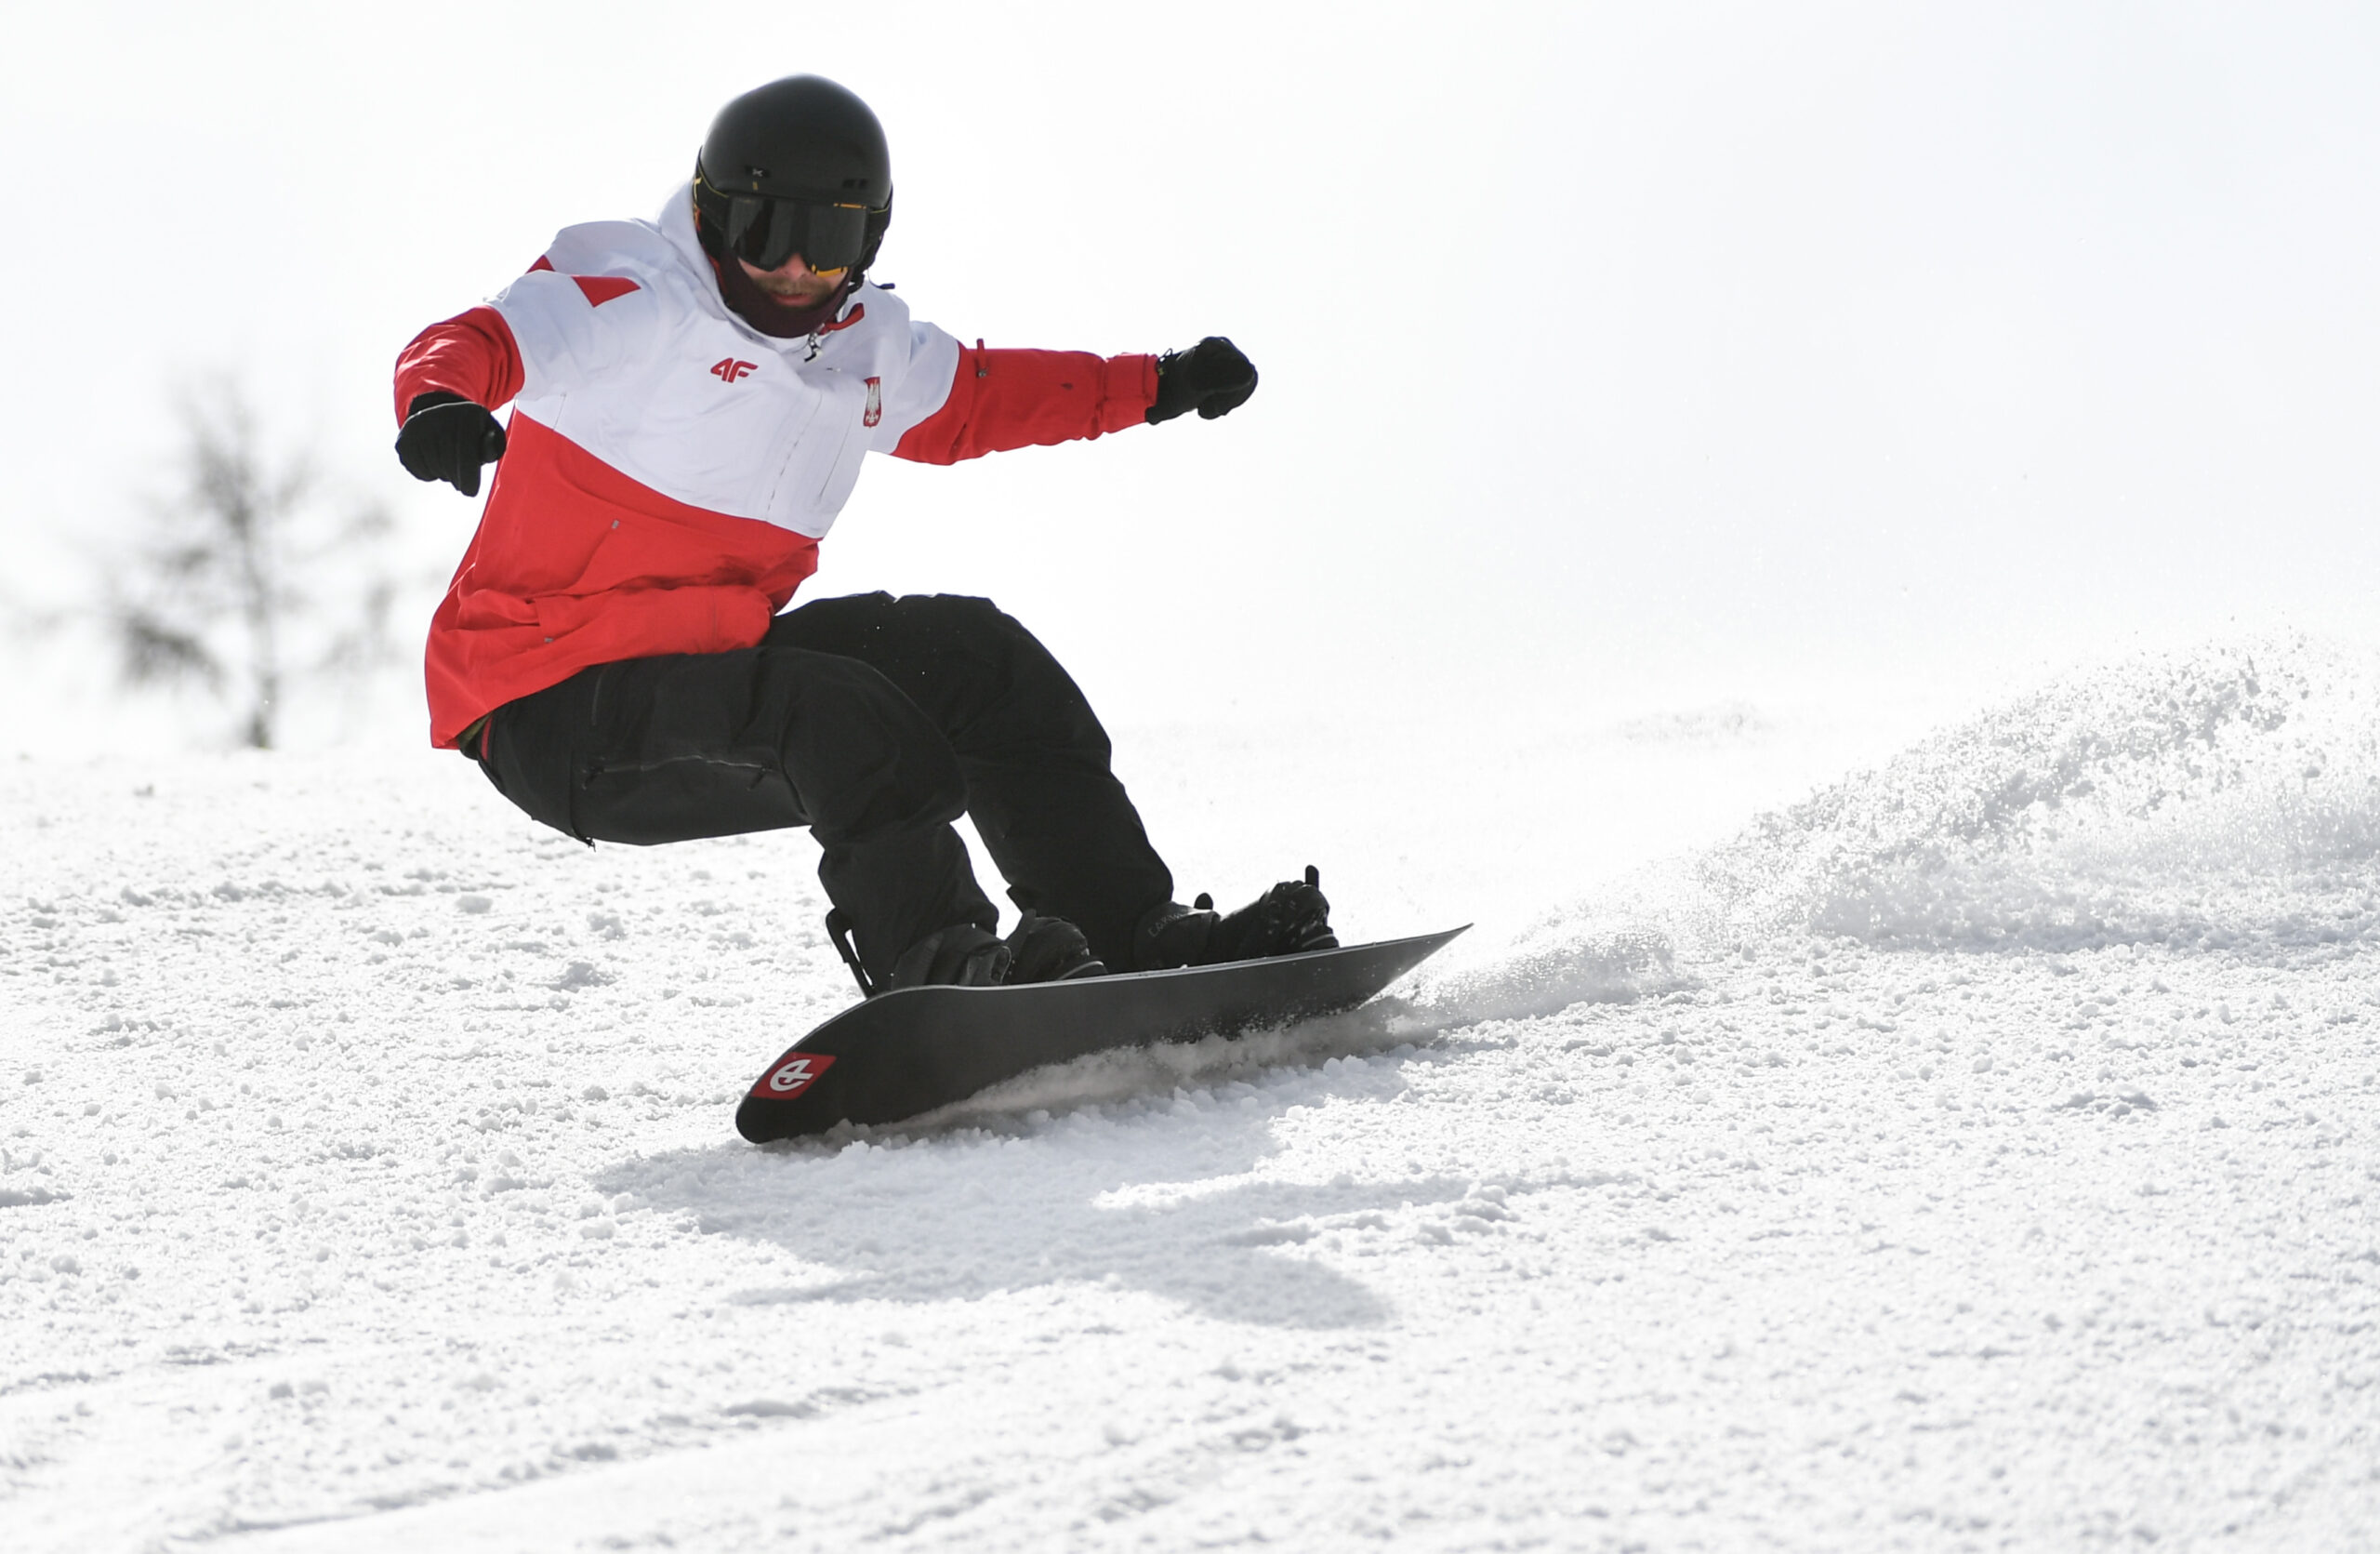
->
xmin=736 ymin=925 xmax=1467 ymax=1142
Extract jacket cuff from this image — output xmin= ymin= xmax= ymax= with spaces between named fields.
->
xmin=1099 ymin=353 xmax=1160 ymax=434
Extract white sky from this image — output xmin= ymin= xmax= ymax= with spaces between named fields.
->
xmin=3 ymin=1 xmax=2376 ymax=741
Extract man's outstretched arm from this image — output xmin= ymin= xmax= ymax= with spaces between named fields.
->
xmin=890 ymin=336 xmax=1256 ymax=466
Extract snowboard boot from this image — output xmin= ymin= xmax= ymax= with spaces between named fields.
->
xmin=886 ymin=923 xmax=1012 ymax=990
xmin=1003 ymin=913 xmax=1106 ymax=984
xmin=1132 ymin=867 xmax=1338 ymax=970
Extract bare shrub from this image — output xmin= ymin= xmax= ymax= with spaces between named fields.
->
xmin=108 ymin=380 xmax=396 ymax=750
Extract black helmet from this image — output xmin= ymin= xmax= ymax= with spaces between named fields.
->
xmin=694 ymin=75 xmax=893 ymax=277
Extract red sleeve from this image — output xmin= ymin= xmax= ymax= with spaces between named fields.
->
xmin=891 ymin=345 xmax=1158 ymax=465
xmin=392 ymin=306 xmax=526 ymax=423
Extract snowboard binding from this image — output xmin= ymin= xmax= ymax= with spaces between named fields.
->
xmin=826 ymin=909 xmax=1105 ymax=999
xmin=1133 ymin=865 xmax=1338 ymax=971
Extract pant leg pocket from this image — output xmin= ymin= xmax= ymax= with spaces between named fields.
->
xmin=573 ymin=750 xmax=805 ymax=846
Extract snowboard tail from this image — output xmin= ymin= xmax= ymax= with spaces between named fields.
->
xmin=736 ymin=926 xmax=1466 ymax=1142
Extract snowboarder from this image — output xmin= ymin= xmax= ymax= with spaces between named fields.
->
xmin=392 ymin=73 xmax=1333 ymax=993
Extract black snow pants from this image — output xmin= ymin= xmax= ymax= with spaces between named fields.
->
xmin=474 ymin=592 xmax=1174 ymax=984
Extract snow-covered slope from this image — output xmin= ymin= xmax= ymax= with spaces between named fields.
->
xmin=5 ymin=638 xmax=2377 ymax=1551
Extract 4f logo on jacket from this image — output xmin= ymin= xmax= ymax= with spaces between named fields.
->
xmin=710 ymin=357 xmax=759 ymax=384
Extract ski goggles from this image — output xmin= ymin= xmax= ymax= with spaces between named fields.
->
xmin=721 ymin=193 xmax=874 ymax=274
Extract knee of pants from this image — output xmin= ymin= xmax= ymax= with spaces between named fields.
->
xmin=906 ymin=596 xmax=1112 ymax=758
xmin=895 ymin=593 xmax=1025 ymax=658
xmin=770 ymin=651 xmax=970 ymax=846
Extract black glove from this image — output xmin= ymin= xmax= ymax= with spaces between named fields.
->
xmin=1146 ymin=337 xmax=1257 ymax=424
xmin=396 ymin=392 xmax=508 ymax=497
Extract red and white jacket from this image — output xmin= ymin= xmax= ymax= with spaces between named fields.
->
xmin=395 ymin=185 xmax=1158 ymax=748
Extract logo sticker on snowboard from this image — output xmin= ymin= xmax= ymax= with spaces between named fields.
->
xmin=750 ymin=1052 xmax=837 ymax=1100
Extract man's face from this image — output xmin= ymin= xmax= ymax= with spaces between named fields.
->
xmin=738 ymin=250 xmax=845 ymax=308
